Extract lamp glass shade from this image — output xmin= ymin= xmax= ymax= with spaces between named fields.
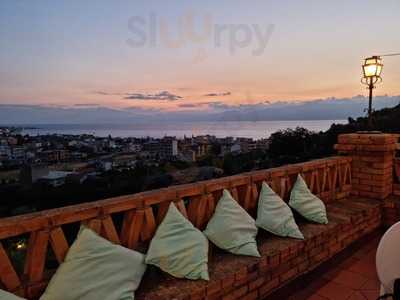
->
xmin=363 ymin=56 xmax=383 ymax=78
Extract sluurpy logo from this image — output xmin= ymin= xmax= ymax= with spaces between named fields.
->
xmin=127 ymin=11 xmax=274 ymax=62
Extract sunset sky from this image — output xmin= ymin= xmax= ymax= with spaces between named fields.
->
xmin=1 ymin=0 xmax=400 ymax=112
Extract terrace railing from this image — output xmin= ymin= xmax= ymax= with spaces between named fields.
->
xmin=0 ymin=156 xmax=352 ymax=299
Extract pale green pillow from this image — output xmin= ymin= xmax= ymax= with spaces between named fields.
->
xmin=203 ymin=189 xmax=260 ymax=257
xmin=40 ymin=226 xmax=146 ymax=300
xmin=256 ymin=182 xmax=304 ymax=239
xmin=145 ymin=203 xmax=209 ymax=280
xmin=0 ymin=290 xmax=26 ymax=300
xmin=289 ymin=174 xmax=328 ymax=224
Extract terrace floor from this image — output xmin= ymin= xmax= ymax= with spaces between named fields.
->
xmin=267 ymin=230 xmax=383 ymax=300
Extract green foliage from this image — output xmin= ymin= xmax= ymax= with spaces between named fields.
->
xmin=0 ymin=164 xmax=151 ymax=215
xmin=197 ymin=155 xmax=223 ymax=168
xmin=162 ymin=160 xmax=192 ymax=172
xmin=223 ymin=149 xmax=270 ymax=175
xmin=268 ymin=127 xmax=319 ymax=162
xmin=267 ymin=104 xmax=400 ymax=165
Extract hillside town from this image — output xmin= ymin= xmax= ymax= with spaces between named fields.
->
xmin=0 ymin=126 xmax=270 ymax=187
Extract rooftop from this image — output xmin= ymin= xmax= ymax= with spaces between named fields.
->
xmin=39 ymin=170 xmax=73 ymax=180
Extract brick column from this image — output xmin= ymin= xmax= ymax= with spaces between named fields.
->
xmin=335 ymin=133 xmax=396 ymax=200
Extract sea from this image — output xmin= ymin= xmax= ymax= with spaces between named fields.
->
xmin=20 ymin=120 xmax=346 ymax=140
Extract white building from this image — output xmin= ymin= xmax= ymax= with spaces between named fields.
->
xmin=230 ymin=143 xmax=241 ymax=154
xmin=0 ymin=144 xmax=11 ymax=159
xmin=143 ymin=137 xmax=178 ymax=159
xmin=38 ymin=171 xmax=73 ymax=187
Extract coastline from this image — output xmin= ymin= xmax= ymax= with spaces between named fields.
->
xmin=3 ymin=119 xmax=346 ymax=140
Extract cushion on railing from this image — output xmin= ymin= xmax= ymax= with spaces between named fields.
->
xmin=289 ymin=174 xmax=328 ymax=224
xmin=0 ymin=289 xmax=26 ymax=300
xmin=145 ymin=203 xmax=209 ymax=280
xmin=40 ymin=226 xmax=146 ymax=300
xmin=256 ymin=182 xmax=304 ymax=239
xmin=203 ymin=189 xmax=260 ymax=257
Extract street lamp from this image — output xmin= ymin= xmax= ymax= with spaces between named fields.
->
xmin=361 ymin=56 xmax=383 ymax=127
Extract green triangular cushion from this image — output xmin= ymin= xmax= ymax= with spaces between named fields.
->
xmin=289 ymin=174 xmax=328 ymax=224
xmin=0 ymin=290 xmax=26 ymax=300
xmin=40 ymin=226 xmax=147 ymax=300
xmin=145 ymin=203 xmax=209 ymax=280
xmin=256 ymin=182 xmax=304 ymax=239
xmin=203 ymin=189 xmax=260 ymax=257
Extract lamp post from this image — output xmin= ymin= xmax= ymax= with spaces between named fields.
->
xmin=361 ymin=56 xmax=383 ymax=128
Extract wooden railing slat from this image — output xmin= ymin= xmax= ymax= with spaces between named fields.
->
xmin=175 ymin=200 xmax=188 ymax=219
xmin=120 ymin=210 xmax=144 ymax=249
xmin=251 ymin=183 xmax=258 ymax=207
xmin=101 ymin=216 xmax=120 ymax=245
xmin=187 ymin=195 xmax=201 ymax=225
xmin=279 ymin=177 xmax=286 ymax=199
xmin=230 ymin=187 xmax=239 ymax=202
xmin=140 ymin=208 xmax=156 ymax=242
xmin=243 ymin=185 xmax=252 ymax=211
xmin=49 ymin=227 xmax=69 ymax=263
xmin=193 ymin=195 xmax=208 ymax=228
xmin=24 ymin=230 xmax=49 ymax=283
xmin=332 ymin=165 xmax=338 ymax=190
xmin=0 ymin=242 xmax=21 ymax=291
xmin=82 ymin=219 xmax=102 ymax=234
xmin=321 ymin=168 xmax=328 ymax=192
xmin=156 ymin=202 xmax=170 ymax=224
xmin=205 ymin=194 xmax=216 ymax=221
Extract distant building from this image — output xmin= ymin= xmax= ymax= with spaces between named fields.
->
xmin=143 ymin=137 xmax=178 ymax=159
xmin=20 ymin=164 xmax=49 ymax=185
xmin=26 ymin=151 xmax=36 ymax=161
xmin=68 ymin=140 xmax=78 ymax=147
xmin=65 ymin=172 xmax=88 ymax=185
xmin=96 ymin=160 xmax=113 ymax=172
xmin=178 ymin=138 xmax=211 ymax=162
xmin=37 ymin=171 xmax=73 ymax=187
xmin=125 ymin=143 xmax=142 ymax=153
xmin=113 ymin=154 xmax=137 ymax=169
xmin=11 ymin=147 xmax=26 ymax=161
xmin=256 ymin=139 xmax=270 ymax=150
xmin=230 ymin=143 xmax=241 ymax=154
xmin=0 ymin=144 xmax=11 ymax=160
xmin=193 ymin=143 xmax=210 ymax=157
xmin=220 ymin=137 xmax=234 ymax=144
xmin=7 ymin=137 xmax=18 ymax=145
xmin=70 ymin=152 xmax=87 ymax=160
xmin=39 ymin=150 xmax=69 ymax=163
xmin=179 ymin=149 xmax=197 ymax=162
xmin=236 ymin=138 xmax=254 ymax=153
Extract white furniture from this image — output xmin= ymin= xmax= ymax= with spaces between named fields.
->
xmin=376 ymin=221 xmax=400 ymax=296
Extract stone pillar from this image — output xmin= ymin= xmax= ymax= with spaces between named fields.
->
xmin=335 ymin=133 xmax=396 ymax=200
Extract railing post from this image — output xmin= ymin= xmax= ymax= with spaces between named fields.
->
xmin=335 ymin=133 xmax=396 ymax=200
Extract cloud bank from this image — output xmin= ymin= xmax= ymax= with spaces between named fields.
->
xmin=204 ymin=92 xmax=231 ymax=97
xmin=124 ymin=91 xmax=182 ymax=101
xmin=1 ymin=95 xmax=399 ymax=124
xmin=93 ymin=90 xmax=183 ymax=101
